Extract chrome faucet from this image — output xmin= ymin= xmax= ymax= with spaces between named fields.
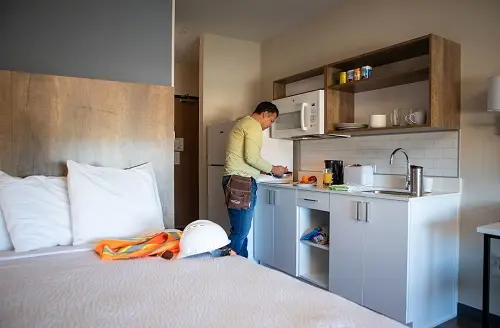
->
xmin=389 ymin=148 xmax=411 ymax=190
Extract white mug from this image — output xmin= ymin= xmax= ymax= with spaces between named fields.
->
xmin=405 ymin=111 xmax=426 ymax=125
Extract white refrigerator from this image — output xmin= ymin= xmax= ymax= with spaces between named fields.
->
xmin=206 ymin=120 xmax=293 ymax=261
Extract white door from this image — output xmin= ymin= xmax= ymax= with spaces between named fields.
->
xmin=362 ymin=198 xmax=409 ymax=324
xmin=328 ymin=194 xmax=364 ymax=305
xmin=207 ymin=166 xmax=230 ymax=233
xmin=253 ymin=186 xmax=274 ymax=266
xmin=273 ymin=188 xmax=297 ymax=276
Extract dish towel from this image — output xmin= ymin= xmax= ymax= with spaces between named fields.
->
xmin=328 ymin=184 xmax=373 ymax=192
xmin=94 ymin=231 xmax=182 ymax=260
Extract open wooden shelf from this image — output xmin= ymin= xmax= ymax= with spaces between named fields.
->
xmin=329 ymin=67 xmax=429 ymax=94
xmin=273 ymin=66 xmax=324 ymax=100
xmin=329 ymin=35 xmax=430 ymax=71
xmin=272 ymin=33 xmax=461 ymax=137
xmin=326 ymin=125 xmax=459 ymax=137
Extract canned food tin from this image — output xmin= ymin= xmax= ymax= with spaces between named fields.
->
xmin=354 ymin=68 xmax=361 ymax=81
xmin=361 ymin=66 xmax=373 ymax=79
xmin=339 ymin=72 xmax=347 ymax=84
xmin=347 ymin=70 xmax=354 ymax=82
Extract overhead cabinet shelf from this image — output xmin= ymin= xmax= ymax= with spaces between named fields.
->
xmin=272 ymin=34 xmax=461 ymax=137
xmin=329 ymin=67 xmax=429 ymax=94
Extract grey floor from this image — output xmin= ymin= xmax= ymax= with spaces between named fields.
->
xmin=437 ymin=317 xmax=481 ymax=328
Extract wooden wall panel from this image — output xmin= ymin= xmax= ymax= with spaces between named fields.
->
xmin=0 ymin=70 xmax=175 ymax=227
xmin=0 ymin=71 xmax=12 ymax=173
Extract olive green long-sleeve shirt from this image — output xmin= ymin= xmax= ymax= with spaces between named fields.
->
xmin=223 ymin=116 xmax=273 ymax=179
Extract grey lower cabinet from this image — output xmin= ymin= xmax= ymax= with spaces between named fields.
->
xmin=253 ymin=184 xmax=460 ymax=328
xmin=253 ymin=185 xmax=297 ymax=276
xmin=328 ymin=194 xmax=409 ymax=324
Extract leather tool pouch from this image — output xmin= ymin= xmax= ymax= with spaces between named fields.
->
xmin=225 ymin=175 xmax=252 ymax=210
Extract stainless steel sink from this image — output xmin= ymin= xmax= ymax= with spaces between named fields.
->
xmin=362 ymin=190 xmax=411 ymax=196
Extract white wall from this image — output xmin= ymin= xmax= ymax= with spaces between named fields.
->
xmin=1 ymin=0 xmax=175 ymax=86
xmin=199 ymin=33 xmax=261 ymax=219
xmin=262 ymin=0 xmax=500 ymax=314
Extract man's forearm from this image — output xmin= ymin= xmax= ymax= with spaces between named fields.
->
xmin=245 ymin=153 xmax=272 ymax=174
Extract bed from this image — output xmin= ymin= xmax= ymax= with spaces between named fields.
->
xmin=0 ymin=247 xmax=407 ymax=328
xmin=0 ymin=70 xmax=406 ymax=327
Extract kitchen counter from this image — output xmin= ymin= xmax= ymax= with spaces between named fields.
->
xmin=257 ymin=181 xmax=460 ymax=202
xmin=253 ymin=177 xmax=460 ymax=327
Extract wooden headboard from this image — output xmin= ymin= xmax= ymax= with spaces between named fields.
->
xmin=0 ymin=70 xmax=175 ymax=227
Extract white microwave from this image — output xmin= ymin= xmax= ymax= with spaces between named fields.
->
xmin=270 ymin=90 xmax=325 ymax=139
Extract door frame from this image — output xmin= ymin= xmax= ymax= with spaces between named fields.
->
xmin=174 ymin=94 xmax=200 ymax=230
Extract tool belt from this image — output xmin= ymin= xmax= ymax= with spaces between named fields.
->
xmin=224 ymin=175 xmax=252 ymax=210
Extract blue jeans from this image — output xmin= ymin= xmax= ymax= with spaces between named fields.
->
xmin=222 ymin=175 xmax=257 ymax=258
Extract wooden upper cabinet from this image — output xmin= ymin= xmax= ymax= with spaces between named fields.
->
xmin=429 ymin=34 xmax=461 ymax=130
xmin=272 ymin=34 xmax=461 ymax=137
xmin=272 ymin=66 xmax=324 ymax=100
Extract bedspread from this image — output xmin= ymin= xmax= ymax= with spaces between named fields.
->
xmin=0 ymin=251 xmax=407 ymax=328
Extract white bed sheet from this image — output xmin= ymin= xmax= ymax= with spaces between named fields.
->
xmin=0 ymin=243 xmax=94 ymax=261
xmin=0 ymin=251 xmax=407 ymax=328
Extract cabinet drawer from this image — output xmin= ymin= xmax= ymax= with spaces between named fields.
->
xmin=297 ymin=191 xmax=330 ymax=211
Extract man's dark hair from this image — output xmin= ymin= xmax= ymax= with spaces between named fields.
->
xmin=253 ymin=101 xmax=279 ymax=117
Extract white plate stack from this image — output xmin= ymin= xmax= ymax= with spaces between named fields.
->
xmin=336 ymin=123 xmax=369 ymax=130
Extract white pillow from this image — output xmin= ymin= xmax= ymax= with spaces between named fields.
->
xmin=0 ymin=172 xmax=15 ymax=251
xmin=67 ymin=160 xmax=165 ymax=245
xmin=0 ymin=175 xmax=73 ymax=252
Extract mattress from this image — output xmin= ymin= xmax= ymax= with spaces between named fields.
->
xmin=0 ymin=243 xmax=94 ymax=261
xmin=0 ymin=251 xmax=407 ymax=328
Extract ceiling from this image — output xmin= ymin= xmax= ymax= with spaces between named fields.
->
xmin=175 ymin=0 xmax=342 ymax=63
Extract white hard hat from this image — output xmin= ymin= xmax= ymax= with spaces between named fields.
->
xmin=177 ymin=220 xmax=231 ymax=259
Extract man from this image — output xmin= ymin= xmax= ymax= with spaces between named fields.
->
xmin=222 ymin=101 xmax=287 ymax=258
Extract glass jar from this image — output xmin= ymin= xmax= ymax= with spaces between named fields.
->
xmin=323 ymin=168 xmax=333 ymax=187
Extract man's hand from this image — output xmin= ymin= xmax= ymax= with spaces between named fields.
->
xmin=271 ymin=165 xmax=287 ymax=177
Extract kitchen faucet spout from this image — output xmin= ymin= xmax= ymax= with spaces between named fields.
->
xmin=389 ymin=148 xmax=411 ymax=190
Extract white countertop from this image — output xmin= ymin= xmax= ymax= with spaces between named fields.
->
xmin=257 ymin=181 xmax=461 ymax=202
xmin=477 ymin=222 xmax=500 ymax=237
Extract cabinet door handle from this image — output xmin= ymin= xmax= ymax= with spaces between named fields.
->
xmin=302 ymin=198 xmax=318 ymax=202
xmin=356 ymin=201 xmax=361 ymax=221
xmin=268 ymin=190 xmax=272 ymax=204
xmin=273 ymin=190 xmax=278 ymax=205
xmin=365 ymin=202 xmax=370 ymax=222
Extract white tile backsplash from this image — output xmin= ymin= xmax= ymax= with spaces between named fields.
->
xmin=299 ymin=131 xmax=459 ymax=177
